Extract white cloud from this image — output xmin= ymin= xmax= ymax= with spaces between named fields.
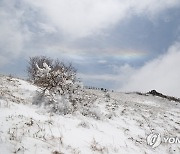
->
xmin=0 ymin=0 xmax=31 ymax=67
xmin=129 ymin=0 xmax=180 ymax=16
xmin=0 ymin=5 xmax=22 ymax=53
xmin=25 ymin=0 xmax=124 ymax=38
xmin=38 ymin=23 xmax=57 ymax=34
xmin=98 ymin=60 xmax=107 ymax=64
xmin=120 ymin=42 xmax=180 ymax=97
xmin=25 ymin=0 xmax=180 ymax=38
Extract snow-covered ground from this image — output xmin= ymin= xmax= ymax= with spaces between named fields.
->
xmin=0 ymin=75 xmax=180 ymax=154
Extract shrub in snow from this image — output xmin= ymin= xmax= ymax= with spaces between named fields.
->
xmin=28 ymin=56 xmax=100 ymax=116
xmin=28 ymin=56 xmax=82 ymax=113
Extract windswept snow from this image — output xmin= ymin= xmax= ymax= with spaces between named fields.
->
xmin=0 ymin=75 xmax=180 ymax=154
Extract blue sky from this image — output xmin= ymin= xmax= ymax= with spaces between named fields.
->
xmin=0 ymin=0 xmax=180 ymax=96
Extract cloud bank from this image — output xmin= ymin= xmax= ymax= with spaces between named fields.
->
xmin=0 ymin=0 xmax=32 ymax=66
xmin=120 ymin=42 xmax=180 ymax=97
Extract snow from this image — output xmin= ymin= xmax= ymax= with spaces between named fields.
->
xmin=0 ymin=75 xmax=180 ymax=154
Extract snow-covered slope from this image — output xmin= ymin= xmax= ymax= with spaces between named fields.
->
xmin=0 ymin=75 xmax=180 ymax=154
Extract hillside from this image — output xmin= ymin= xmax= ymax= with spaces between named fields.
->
xmin=0 ymin=75 xmax=180 ymax=154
